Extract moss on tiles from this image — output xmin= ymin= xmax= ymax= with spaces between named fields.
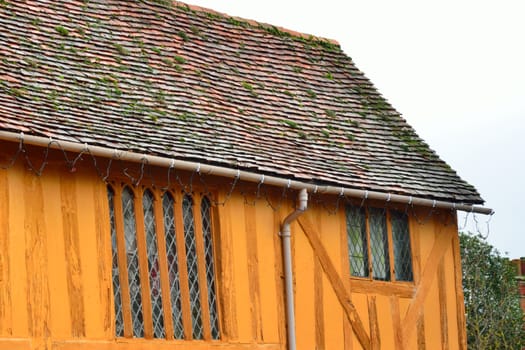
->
xmin=306 ymin=89 xmax=317 ymax=98
xmin=176 ymin=112 xmax=195 ymax=121
xmin=173 ymin=55 xmax=186 ymax=64
xmin=114 ymin=43 xmax=129 ymax=55
xmin=132 ymin=36 xmax=145 ymax=48
xmin=228 ymin=17 xmax=248 ymax=28
xmin=241 ymin=81 xmax=257 ymax=97
xmin=55 ymin=25 xmax=69 ymax=36
xmin=177 ymin=30 xmax=189 ymax=42
xmin=325 ymin=110 xmax=336 ymax=118
xmin=7 ymin=87 xmax=27 ymax=98
xmin=282 ymin=119 xmax=298 ymax=129
xmin=30 ymin=17 xmax=41 ymax=26
xmin=349 ymin=120 xmax=360 ymax=127
xmin=161 ymin=57 xmax=173 ymax=67
xmin=23 ymin=58 xmax=40 ymax=69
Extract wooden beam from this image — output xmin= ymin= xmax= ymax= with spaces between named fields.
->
xmin=339 ymin=208 xmax=353 ymax=350
xmin=24 ymin=172 xmax=51 ymax=347
xmin=417 ymin=311 xmax=426 ymax=349
xmin=390 ymin=296 xmax=403 ymax=350
xmin=0 ymin=170 xmax=13 ymax=335
xmin=349 ymin=279 xmax=415 ymax=298
xmin=271 ymin=206 xmax=286 ymax=349
xmin=92 ymin=182 xmax=113 ymax=336
xmin=60 ymin=174 xmax=86 ymax=337
xmin=368 ymin=296 xmax=380 ymax=350
xmin=401 ymin=231 xmax=452 ymax=347
xmin=297 ymin=216 xmax=371 ymax=350
xmin=215 ymin=190 xmax=238 ymax=341
xmin=244 ymin=202 xmax=263 ymax=341
xmin=438 ymin=260 xmax=449 ymax=350
xmin=452 ymin=233 xmax=467 ymax=350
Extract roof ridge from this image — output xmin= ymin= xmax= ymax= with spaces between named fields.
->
xmin=172 ymin=1 xmax=340 ymax=47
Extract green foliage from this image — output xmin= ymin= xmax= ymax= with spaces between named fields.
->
xmin=55 ymin=25 xmax=69 ymax=37
xmin=282 ymin=119 xmax=298 ymax=129
xmin=460 ymin=232 xmax=525 ymax=349
xmin=114 ymin=43 xmax=129 ymax=55
xmin=177 ymin=30 xmax=189 ymax=42
xmin=173 ymin=55 xmax=186 ymax=64
xmin=306 ymin=89 xmax=316 ymax=98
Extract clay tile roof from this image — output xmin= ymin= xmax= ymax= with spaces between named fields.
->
xmin=0 ymin=0 xmax=483 ymax=204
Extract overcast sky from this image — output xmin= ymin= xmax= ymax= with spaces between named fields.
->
xmin=186 ymin=0 xmax=525 ymax=258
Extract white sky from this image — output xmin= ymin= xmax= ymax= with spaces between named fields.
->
xmin=186 ymin=0 xmax=525 ymax=258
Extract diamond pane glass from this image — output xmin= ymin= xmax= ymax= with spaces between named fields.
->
xmin=182 ymin=195 xmax=203 ymax=340
xmin=162 ymin=192 xmax=184 ymax=339
xmin=201 ymin=197 xmax=220 ymax=339
xmin=346 ymin=206 xmax=368 ymax=277
xmin=369 ymin=208 xmax=390 ymax=281
xmin=391 ymin=210 xmax=413 ymax=281
xmin=143 ymin=190 xmax=165 ymax=338
xmin=107 ymin=186 xmax=124 ymax=337
xmin=122 ymin=187 xmax=145 ymax=338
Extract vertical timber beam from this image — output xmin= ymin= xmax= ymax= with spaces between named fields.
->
xmin=402 ymin=230 xmax=452 ymax=348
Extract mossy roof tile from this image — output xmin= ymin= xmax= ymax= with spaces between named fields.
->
xmin=0 ymin=0 xmax=482 ymax=203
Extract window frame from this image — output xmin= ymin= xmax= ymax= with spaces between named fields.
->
xmin=345 ymin=203 xmax=415 ymax=284
xmin=107 ymin=181 xmax=222 ymax=341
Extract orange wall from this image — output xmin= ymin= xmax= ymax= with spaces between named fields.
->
xmin=0 ymin=143 xmax=466 ymax=349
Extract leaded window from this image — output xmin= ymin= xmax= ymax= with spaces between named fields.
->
xmin=346 ymin=205 xmax=413 ymax=282
xmin=108 ymin=184 xmax=220 ymax=340
xmin=391 ymin=211 xmax=413 ymax=281
xmin=182 ymin=194 xmax=204 ymax=339
xmin=346 ymin=206 xmax=368 ymax=277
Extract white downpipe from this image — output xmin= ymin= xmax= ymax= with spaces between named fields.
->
xmin=280 ymin=188 xmax=308 ymax=350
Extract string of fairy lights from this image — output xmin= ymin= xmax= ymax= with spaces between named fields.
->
xmin=0 ymin=135 xmax=492 ymax=234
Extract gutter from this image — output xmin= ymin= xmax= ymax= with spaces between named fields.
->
xmin=0 ymin=130 xmax=494 ymax=215
xmin=279 ymin=188 xmax=308 ymax=350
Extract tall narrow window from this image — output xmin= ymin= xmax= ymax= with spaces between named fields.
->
xmin=369 ymin=208 xmax=390 ymax=280
xmin=143 ymin=190 xmax=164 ymax=338
xmin=201 ymin=196 xmax=220 ymax=339
xmin=107 ymin=186 xmax=124 ymax=337
xmin=122 ymin=187 xmax=144 ymax=337
xmin=108 ymin=185 xmax=220 ymax=340
xmin=162 ymin=192 xmax=184 ymax=339
xmin=346 ymin=205 xmax=413 ymax=282
xmin=391 ymin=210 xmax=413 ymax=281
xmin=182 ymin=194 xmax=203 ymax=340
xmin=346 ymin=206 xmax=368 ymax=277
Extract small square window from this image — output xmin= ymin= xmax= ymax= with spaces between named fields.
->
xmin=346 ymin=205 xmax=413 ymax=282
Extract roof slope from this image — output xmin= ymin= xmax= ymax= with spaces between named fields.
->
xmin=0 ymin=0 xmax=482 ymax=203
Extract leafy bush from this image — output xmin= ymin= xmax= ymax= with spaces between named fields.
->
xmin=460 ymin=232 xmax=525 ymax=349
